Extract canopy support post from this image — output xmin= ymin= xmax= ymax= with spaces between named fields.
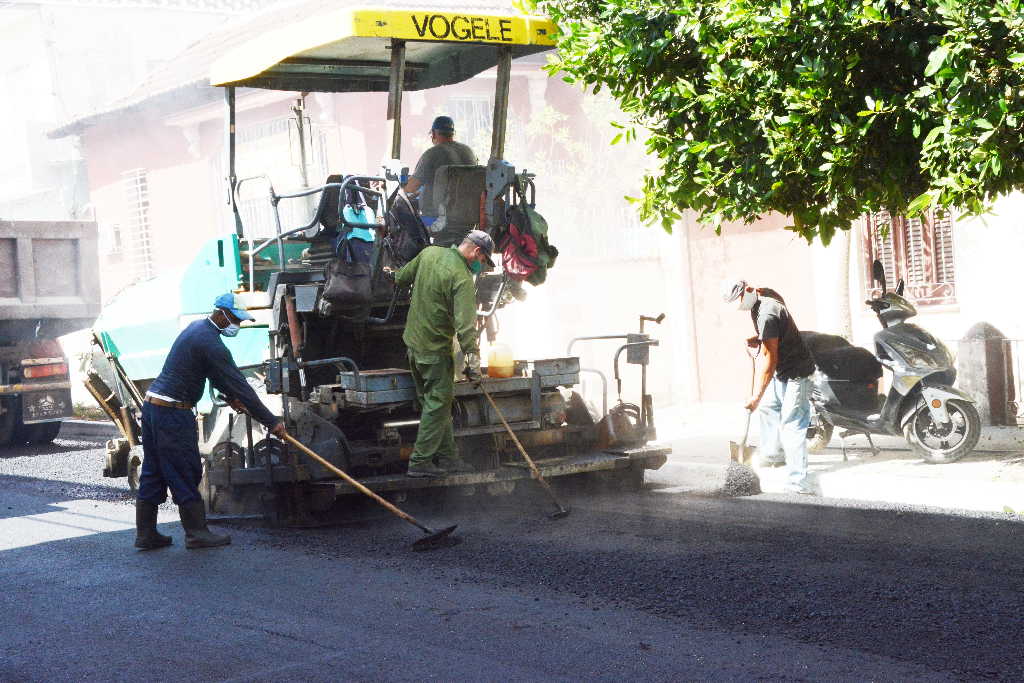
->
xmin=386 ymin=39 xmax=406 ymax=160
xmin=489 ymin=47 xmax=512 ymax=161
xmin=225 ymin=86 xmax=244 ymax=238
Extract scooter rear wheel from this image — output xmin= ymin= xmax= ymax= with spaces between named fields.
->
xmin=806 ymin=413 xmax=834 ymax=454
xmin=904 ymin=398 xmax=981 ymax=464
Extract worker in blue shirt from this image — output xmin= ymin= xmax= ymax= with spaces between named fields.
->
xmin=134 ymin=292 xmax=286 ymax=550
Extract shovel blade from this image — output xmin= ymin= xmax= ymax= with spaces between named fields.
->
xmin=412 ymin=524 xmax=460 ymax=552
xmin=729 ymin=442 xmax=756 ymax=465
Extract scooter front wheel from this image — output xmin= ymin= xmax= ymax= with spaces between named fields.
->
xmin=904 ymin=398 xmax=981 ymax=464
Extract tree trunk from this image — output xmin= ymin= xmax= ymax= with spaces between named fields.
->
xmin=836 ymin=227 xmax=853 ymax=341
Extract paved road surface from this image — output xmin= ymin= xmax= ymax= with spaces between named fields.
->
xmin=2 ymin=438 xmax=1022 ymax=680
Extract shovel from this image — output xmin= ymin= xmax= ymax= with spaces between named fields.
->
xmin=282 ymin=433 xmax=460 ymax=551
xmin=730 ymin=409 xmax=756 ymax=465
xmin=730 ymin=345 xmax=760 ymax=465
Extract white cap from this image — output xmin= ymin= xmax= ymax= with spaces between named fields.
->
xmin=721 ymin=278 xmax=747 ymax=303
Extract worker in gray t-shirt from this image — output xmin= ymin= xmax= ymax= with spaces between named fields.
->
xmin=402 ymin=115 xmax=478 ymax=227
xmin=723 ymin=279 xmax=815 ymax=495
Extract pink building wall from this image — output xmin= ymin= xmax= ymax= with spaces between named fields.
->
xmin=683 ymin=214 xmax=819 ymax=404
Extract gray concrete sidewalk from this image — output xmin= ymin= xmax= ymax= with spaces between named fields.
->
xmin=650 ymin=403 xmax=1024 ymax=516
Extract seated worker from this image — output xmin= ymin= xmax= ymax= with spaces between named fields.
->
xmin=401 ymin=115 xmax=478 ymax=228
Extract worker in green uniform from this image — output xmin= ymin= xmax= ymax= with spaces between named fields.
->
xmin=394 ymin=230 xmax=494 ymax=478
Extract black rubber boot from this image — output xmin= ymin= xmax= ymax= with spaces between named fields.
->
xmin=134 ymin=501 xmax=173 ymax=550
xmin=178 ymin=500 xmax=231 ymax=549
xmin=406 ymin=461 xmax=446 ymax=478
xmin=437 ymin=457 xmax=476 ymax=473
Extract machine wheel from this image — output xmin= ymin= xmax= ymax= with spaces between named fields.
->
xmin=253 ymin=438 xmax=284 ymax=466
xmin=904 ymin=399 xmax=981 ymax=464
xmin=619 ymin=462 xmax=646 ymax=492
xmin=127 ymin=451 xmax=143 ymax=493
xmin=588 ymin=463 xmax=645 ymax=493
xmin=806 ymin=411 xmax=834 ymax=454
xmin=0 ymin=398 xmax=16 ymax=446
xmin=211 ymin=442 xmax=245 ymax=468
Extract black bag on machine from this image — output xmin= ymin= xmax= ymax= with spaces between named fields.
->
xmin=322 ymin=239 xmax=372 ymax=316
xmin=386 ymin=191 xmax=430 ymax=264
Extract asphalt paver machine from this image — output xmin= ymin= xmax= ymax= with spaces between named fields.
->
xmin=90 ymin=1 xmax=669 ymax=522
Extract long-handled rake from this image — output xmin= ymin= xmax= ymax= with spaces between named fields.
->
xmin=283 ymin=433 xmax=460 ymax=551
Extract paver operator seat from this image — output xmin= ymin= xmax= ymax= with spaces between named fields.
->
xmin=429 ymin=163 xmax=487 ymax=247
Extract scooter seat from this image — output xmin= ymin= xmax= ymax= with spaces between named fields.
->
xmin=802 ymin=332 xmax=882 ymax=381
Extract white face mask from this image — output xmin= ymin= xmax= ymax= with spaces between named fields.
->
xmin=211 ymin=315 xmax=241 ymax=337
xmin=737 ymin=287 xmax=757 ymax=311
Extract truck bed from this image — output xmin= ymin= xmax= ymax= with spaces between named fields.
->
xmin=0 ymin=220 xmax=100 ymax=341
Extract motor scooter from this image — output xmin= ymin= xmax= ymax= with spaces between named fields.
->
xmin=803 ymin=260 xmax=980 ymax=463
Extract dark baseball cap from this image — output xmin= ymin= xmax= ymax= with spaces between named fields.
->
xmin=465 ymin=229 xmax=495 ymax=267
xmin=431 ymin=115 xmax=455 ymax=135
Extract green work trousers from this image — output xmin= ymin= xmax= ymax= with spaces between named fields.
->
xmin=408 ymin=350 xmax=456 ymax=465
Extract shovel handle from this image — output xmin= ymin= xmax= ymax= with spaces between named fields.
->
xmin=740 ymin=409 xmax=753 ymax=449
xmin=282 ymin=433 xmax=433 ymax=535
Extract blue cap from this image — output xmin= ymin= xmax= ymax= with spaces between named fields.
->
xmin=214 ymin=292 xmax=254 ymax=321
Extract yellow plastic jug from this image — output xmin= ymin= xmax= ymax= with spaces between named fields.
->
xmin=487 ymin=343 xmax=515 ymax=378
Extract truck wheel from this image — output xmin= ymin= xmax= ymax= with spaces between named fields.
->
xmin=4 ymin=400 xmax=62 ymax=445
xmin=18 ymin=421 xmax=62 ymax=445
xmin=0 ymin=399 xmax=16 ymax=446
xmin=905 ymin=399 xmax=981 ymax=464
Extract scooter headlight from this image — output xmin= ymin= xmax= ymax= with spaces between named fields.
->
xmin=885 ymin=339 xmax=945 ymax=371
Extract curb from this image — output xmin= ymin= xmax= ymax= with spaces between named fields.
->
xmin=823 ymin=426 xmax=1024 ymax=454
xmin=59 ymin=419 xmax=121 ymax=441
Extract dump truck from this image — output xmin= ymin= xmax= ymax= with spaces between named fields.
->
xmin=0 ymin=219 xmax=101 ymax=446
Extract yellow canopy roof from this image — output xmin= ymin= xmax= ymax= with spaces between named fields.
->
xmin=210 ymin=4 xmax=555 ymax=93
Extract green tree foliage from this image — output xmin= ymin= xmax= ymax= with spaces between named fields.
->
xmin=530 ymin=0 xmax=1024 ymax=243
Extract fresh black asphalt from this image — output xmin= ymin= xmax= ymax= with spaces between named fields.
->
xmin=2 ymin=438 xmax=1022 ymax=680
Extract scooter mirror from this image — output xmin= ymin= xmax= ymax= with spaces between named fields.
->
xmin=871 ymin=259 xmax=887 ymax=293
xmin=895 ymin=278 xmax=905 ymax=296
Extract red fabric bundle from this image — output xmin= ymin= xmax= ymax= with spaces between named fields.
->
xmin=498 ymin=223 xmax=540 ymax=281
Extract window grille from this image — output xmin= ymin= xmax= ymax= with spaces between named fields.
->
xmin=121 ymin=168 xmax=154 ymax=281
xmin=863 ymin=208 xmax=956 ymax=305
xmin=446 ymin=96 xmax=493 ymax=148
